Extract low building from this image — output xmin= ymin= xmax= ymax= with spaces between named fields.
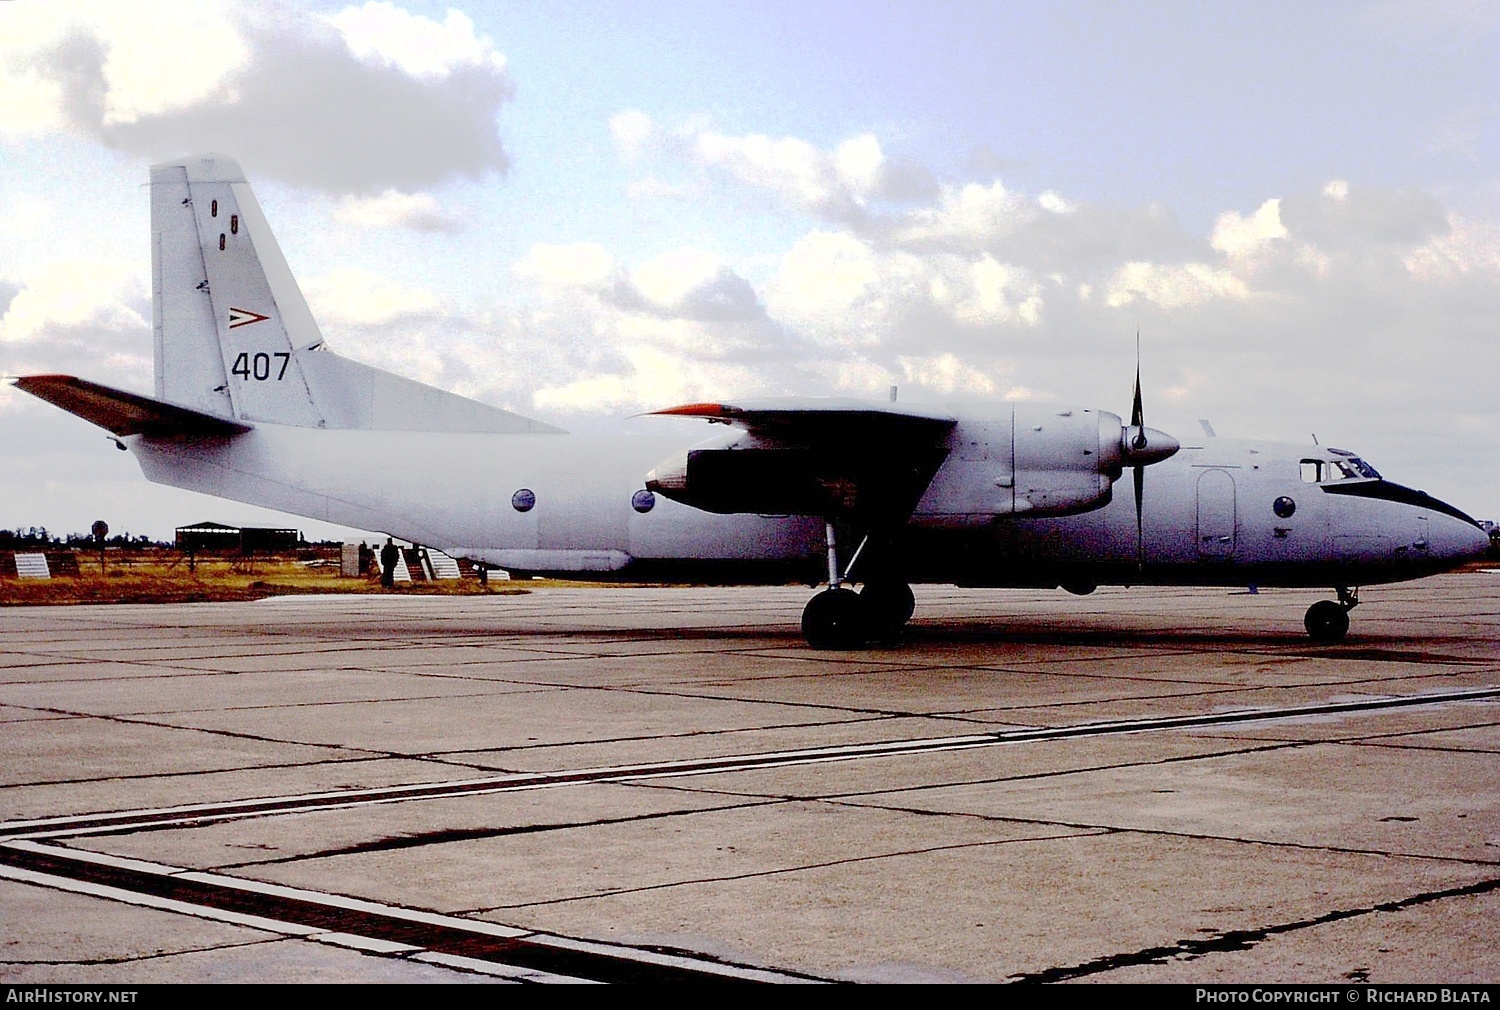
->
xmin=175 ymin=521 xmax=302 ymax=554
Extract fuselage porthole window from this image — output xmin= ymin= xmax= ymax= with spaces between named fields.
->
xmin=511 ymin=488 xmax=536 ymax=512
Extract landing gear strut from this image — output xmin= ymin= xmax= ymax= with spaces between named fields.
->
xmin=800 ymin=523 xmax=914 ymax=649
xmin=1304 ymin=586 xmax=1358 ymax=644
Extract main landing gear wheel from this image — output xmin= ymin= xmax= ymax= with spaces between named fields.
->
xmin=860 ymin=580 xmax=915 ymax=642
xmin=802 ymin=588 xmax=868 ymax=650
xmin=1304 ymin=599 xmax=1350 ymax=644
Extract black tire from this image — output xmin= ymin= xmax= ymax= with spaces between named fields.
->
xmin=802 ymin=588 xmax=868 ymax=649
xmin=1304 ymin=600 xmax=1350 ymax=644
xmin=860 ymin=580 xmax=915 ymax=641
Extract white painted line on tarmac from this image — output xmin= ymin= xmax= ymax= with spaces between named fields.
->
xmin=412 ymin=951 xmax=596 ymax=983
xmin=2 ymin=840 xmax=829 ymax=983
xmin=0 ymin=862 xmax=321 ymax=936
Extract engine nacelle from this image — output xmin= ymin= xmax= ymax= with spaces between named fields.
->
xmin=646 ymin=432 xmax=827 ymax=516
xmin=910 ymin=403 xmax=1128 ymax=527
xmin=647 ymin=400 xmax=1178 ymax=527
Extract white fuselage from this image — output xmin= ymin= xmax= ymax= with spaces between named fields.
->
xmin=127 ymin=420 xmax=1488 ymax=588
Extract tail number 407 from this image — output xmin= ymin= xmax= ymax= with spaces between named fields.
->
xmin=232 ymin=351 xmax=290 ymax=381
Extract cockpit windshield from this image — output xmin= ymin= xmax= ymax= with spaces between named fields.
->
xmin=1300 ymin=454 xmax=1381 ymax=484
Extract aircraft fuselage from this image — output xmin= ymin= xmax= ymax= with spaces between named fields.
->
xmin=127 ymin=419 xmax=1487 ymax=590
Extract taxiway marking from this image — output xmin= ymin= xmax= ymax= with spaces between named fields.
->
xmin=0 ymin=841 xmax=824 ymax=984
xmin=5 ymin=685 xmax=1495 ymax=843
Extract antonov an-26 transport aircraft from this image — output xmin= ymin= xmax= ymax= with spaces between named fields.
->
xmin=14 ymin=155 xmax=1491 ymax=648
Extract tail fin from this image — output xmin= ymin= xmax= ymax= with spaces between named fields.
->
xmin=151 ymin=154 xmax=560 ymax=434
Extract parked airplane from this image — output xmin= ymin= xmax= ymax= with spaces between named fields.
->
xmin=14 ymin=155 xmax=1490 ymax=647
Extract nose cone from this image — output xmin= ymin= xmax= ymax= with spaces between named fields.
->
xmin=1433 ymin=512 xmax=1492 ymax=567
xmin=1121 ymin=425 xmax=1180 ymax=467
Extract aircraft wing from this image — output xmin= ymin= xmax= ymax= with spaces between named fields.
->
xmin=13 ymin=375 xmax=252 ymax=438
xmin=650 ymin=396 xmax=957 ymax=428
xmin=646 ymin=397 xmax=957 ymax=524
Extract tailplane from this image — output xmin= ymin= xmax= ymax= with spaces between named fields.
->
xmin=151 ymin=154 xmax=559 ymax=434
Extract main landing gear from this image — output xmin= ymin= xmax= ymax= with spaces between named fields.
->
xmin=1304 ymin=586 xmax=1358 ymax=644
xmin=801 ymin=523 xmax=915 ymax=649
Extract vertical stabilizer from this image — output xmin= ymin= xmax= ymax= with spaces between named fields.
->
xmin=151 ymin=154 xmax=562 ymax=435
xmin=152 ymin=154 xmax=324 ymax=426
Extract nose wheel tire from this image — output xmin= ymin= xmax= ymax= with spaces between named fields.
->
xmin=802 ymin=588 xmax=869 ymax=650
xmin=1304 ymin=600 xmax=1350 ymax=644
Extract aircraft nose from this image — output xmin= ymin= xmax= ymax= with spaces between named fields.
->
xmin=1456 ymin=520 xmax=1491 ymax=562
xmin=1430 ymin=509 xmax=1491 ymax=565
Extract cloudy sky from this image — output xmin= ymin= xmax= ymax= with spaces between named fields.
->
xmin=1 ymin=0 xmax=1496 ymax=540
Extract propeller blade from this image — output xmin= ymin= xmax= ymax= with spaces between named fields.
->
xmin=1127 ymin=331 xmax=1163 ymax=570
xmin=1130 ymin=332 xmax=1146 ymax=448
xmin=1134 ymin=462 xmax=1145 ymax=570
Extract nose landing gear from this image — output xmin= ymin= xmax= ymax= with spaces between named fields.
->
xmin=1305 ymin=586 xmax=1358 ymax=644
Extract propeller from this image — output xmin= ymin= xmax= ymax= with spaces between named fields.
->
xmin=1119 ymin=335 xmax=1180 ymax=569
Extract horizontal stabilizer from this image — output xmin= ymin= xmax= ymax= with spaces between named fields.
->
xmin=13 ymin=375 xmax=251 ymax=438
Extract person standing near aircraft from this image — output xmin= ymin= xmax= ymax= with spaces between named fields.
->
xmin=380 ymin=539 xmax=399 ymax=589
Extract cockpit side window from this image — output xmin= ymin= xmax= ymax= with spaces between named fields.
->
xmin=1301 ymin=456 xmax=1380 ymax=484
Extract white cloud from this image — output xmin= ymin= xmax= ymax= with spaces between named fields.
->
xmin=690 ymin=129 xmax=919 ymax=220
xmin=531 ymin=346 xmax=763 ymax=413
xmin=1404 ymin=215 xmax=1500 ymax=282
xmin=0 ymin=260 xmax=150 ymax=392
xmin=0 ymin=0 xmax=248 ymax=134
xmin=515 ymin=242 xmax=622 ymax=290
xmin=764 ymin=231 xmax=888 ymax=341
xmin=625 ymin=175 xmax=704 ymax=202
xmin=950 ymin=256 xmax=1043 ymax=326
xmin=1210 ymin=198 xmax=1287 ymax=259
xmin=324 ymin=2 xmax=506 ymax=79
xmin=832 ymin=134 xmax=885 ymax=201
xmin=1038 ymin=191 xmax=1074 ymax=215
xmin=891 ymin=180 xmax=1038 ymax=249
xmin=628 ymin=249 xmax=761 ymax=321
xmin=333 ymin=190 xmax=462 ymax=232
xmin=0 ymin=260 xmax=146 ymax=345
xmin=694 ymin=130 xmax=852 ymax=215
xmin=0 ymin=0 xmax=513 ymax=192
xmin=1104 ymin=261 xmax=1249 ymax=308
xmin=609 ymin=109 xmax=657 ymax=161
xmin=897 ymin=353 xmax=998 ymax=395
xmin=302 ymin=267 xmax=442 ymax=327
xmin=766 ymin=229 xmax=1044 ymax=342
xmin=632 ymin=250 xmax=722 ymax=309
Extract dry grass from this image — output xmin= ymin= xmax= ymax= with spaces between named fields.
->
xmin=0 ymin=550 xmax=531 ymax=606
